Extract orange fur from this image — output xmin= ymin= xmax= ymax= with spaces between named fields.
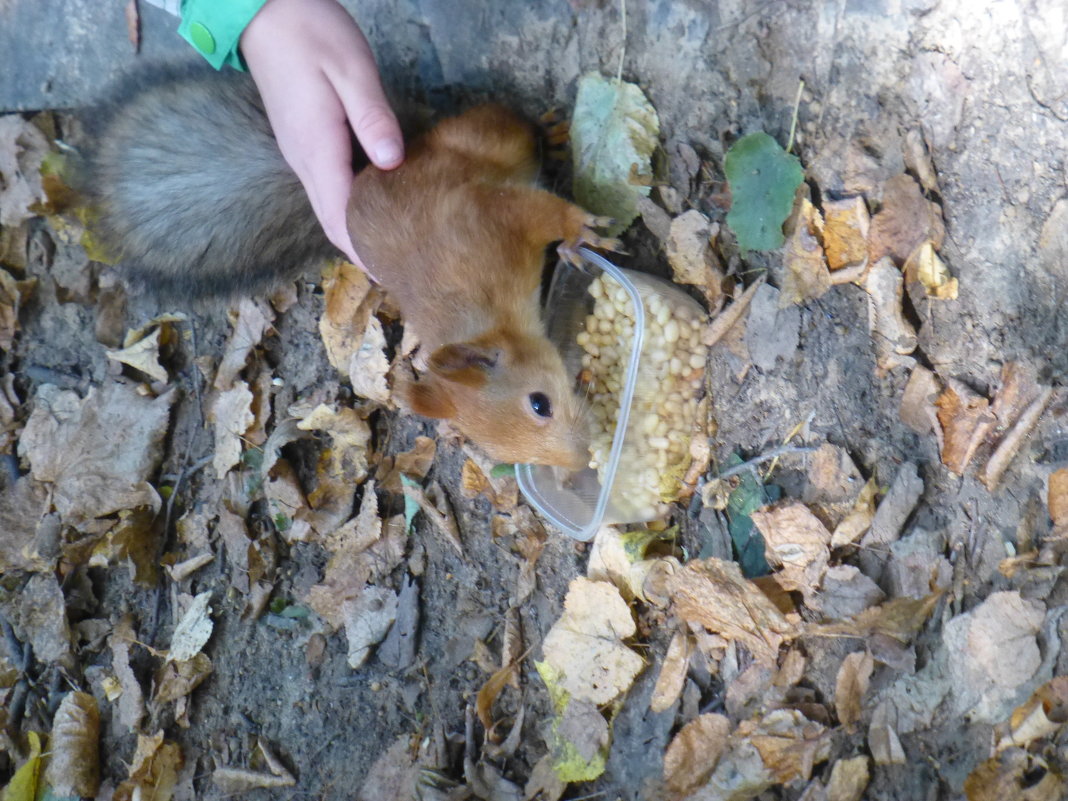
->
xmin=347 ymin=104 xmax=599 ymax=469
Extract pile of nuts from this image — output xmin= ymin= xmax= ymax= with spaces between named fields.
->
xmin=576 ymin=273 xmax=707 ymax=520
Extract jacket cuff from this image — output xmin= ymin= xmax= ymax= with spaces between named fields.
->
xmin=178 ymin=0 xmax=269 ymax=71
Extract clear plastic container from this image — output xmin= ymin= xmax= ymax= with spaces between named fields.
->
xmin=516 ymin=248 xmax=708 ymax=541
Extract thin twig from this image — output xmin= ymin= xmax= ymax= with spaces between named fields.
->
xmin=616 ymin=0 xmax=627 ymax=83
xmin=786 ymin=79 xmax=804 ymax=153
xmin=713 ymin=445 xmax=817 ymax=481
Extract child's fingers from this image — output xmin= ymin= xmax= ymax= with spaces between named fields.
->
xmin=327 ymin=35 xmax=404 ymax=170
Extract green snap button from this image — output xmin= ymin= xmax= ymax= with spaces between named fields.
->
xmin=189 ymin=22 xmax=216 ymax=55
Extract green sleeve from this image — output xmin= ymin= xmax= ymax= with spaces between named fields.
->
xmin=178 ymin=0 xmax=270 ymax=71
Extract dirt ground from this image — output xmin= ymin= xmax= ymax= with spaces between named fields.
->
xmin=2 ymin=1 xmax=1068 ymax=799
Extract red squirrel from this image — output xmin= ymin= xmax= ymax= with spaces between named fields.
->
xmin=88 ymin=70 xmax=613 ymax=469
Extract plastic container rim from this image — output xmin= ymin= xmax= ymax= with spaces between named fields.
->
xmin=515 ymin=248 xmax=646 ymax=541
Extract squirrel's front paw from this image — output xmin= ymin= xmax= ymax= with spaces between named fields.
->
xmin=558 ymin=213 xmax=625 ymax=266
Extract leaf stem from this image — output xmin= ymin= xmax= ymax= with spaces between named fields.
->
xmin=786 ymin=79 xmax=804 ymax=153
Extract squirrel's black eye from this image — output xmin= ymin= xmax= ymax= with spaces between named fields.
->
xmin=529 ymin=392 xmax=552 ymax=418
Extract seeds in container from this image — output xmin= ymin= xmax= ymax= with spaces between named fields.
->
xmin=578 ymin=273 xmax=708 ymax=520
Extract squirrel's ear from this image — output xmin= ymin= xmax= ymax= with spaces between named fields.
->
xmin=400 ymin=377 xmax=457 ymax=420
xmin=428 ymin=343 xmax=500 ymax=387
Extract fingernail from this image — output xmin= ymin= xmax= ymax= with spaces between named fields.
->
xmin=374 ymin=139 xmax=404 ymax=167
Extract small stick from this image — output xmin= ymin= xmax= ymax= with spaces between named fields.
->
xmin=786 ymin=79 xmax=805 ymax=154
xmin=702 ymin=275 xmax=766 ymax=347
xmin=981 ymin=386 xmax=1054 ymax=490
xmin=713 ymin=444 xmax=817 ymax=481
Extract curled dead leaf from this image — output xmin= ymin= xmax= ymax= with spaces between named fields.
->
xmin=936 ymin=378 xmax=994 ymax=475
xmin=44 ymin=691 xmax=101 ymax=798
xmin=668 ymin=558 xmax=795 ymax=665
xmin=663 ymin=712 xmax=730 ymax=795
xmin=781 ymin=198 xmax=831 ymax=306
xmin=822 ymin=196 xmax=870 ymax=272
xmin=834 ymin=650 xmax=874 ymax=732
xmin=650 ymin=630 xmax=691 ymax=714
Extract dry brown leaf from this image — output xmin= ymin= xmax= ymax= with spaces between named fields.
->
xmin=5 ymin=572 xmax=74 ymax=667
xmin=650 ymin=630 xmax=691 ymax=713
xmin=342 ymin=585 xmax=398 ymax=668
xmin=213 ymin=740 xmax=296 ymax=792
xmin=964 ymin=749 xmax=1065 ymax=801
xmin=298 ymin=404 xmax=372 ymax=534
xmin=307 ymin=481 xmax=389 ymax=627
xmin=0 ymin=476 xmax=52 ymax=573
xmin=668 ymin=558 xmax=795 ymax=665
xmin=663 ymin=712 xmax=730 ymax=795
xmin=114 ymin=732 xmax=183 ymax=801
xmin=19 ymin=382 xmax=173 ymax=527
xmin=899 ymin=365 xmax=942 ymax=436
xmin=524 ymin=754 xmax=568 ymax=801
xmin=863 ymin=258 xmax=917 ymax=374
xmin=0 ymin=266 xmax=35 ymax=351
xmin=834 ymin=651 xmax=874 ymax=732
xmin=348 ymin=314 xmax=391 ymax=404
xmin=868 ymin=709 xmax=906 ymax=766
xmin=830 ymin=478 xmax=878 ymax=548
xmin=355 ymin=734 xmax=421 ymax=801
xmin=1050 ymin=469 xmax=1068 ymax=535
xmin=826 ymin=756 xmax=870 ymax=801
xmin=398 ymin=437 xmax=437 ymax=480
xmin=943 ymin=591 xmax=1045 ymax=722
xmin=169 ymin=591 xmax=213 ymax=663
xmin=86 ymin=507 xmax=159 ymax=586
xmin=0 ymin=115 xmax=50 ymax=227
xmin=752 ymin=502 xmax=831 ymax=607
xmin=981 ymin=386 xmax=1053 ymax=491
xmin=214 ymin=298 xmax=273 ymax=390
xmin=477 ymin=662 xmax=518 ymax=733
xmin=110 ymin=614 xmax=145 ymax=731
xmin=936 ymin=378 xmax=994 ymax=475
xmin=264 ymin=458 xmax=313 ymax=544
xmin=743 ymin=709 xmax=831 ymax=784
xmin=540 ymin=578 xmax=644 ymax=705
xmin=868 ymin=173 xmax=944 ymax=266
xmin=215 ymin=507 xmax=253 ymax=592
xmin=667 ymin=209 xmax=723 ymax=307
xmin=998 ymin=676 xmax=1068 ymax=752
xmin=812 ymin=593 xmax=939 ymax=644
xmin=44 ymin=691 xmax=101 ymax=798
xmin=903 ymin=240 xmax=957 ymax=299
xmin=107 ymin=326 xmax=168 ymax=383
xmin=822 ymin=196 xmax=870 ymax=272
xmin=818 ymin=564 xmax=886 ymax=620
xmin=153 ymin=652 xmax=213 ymax=706
xmin=903 ymin=129 xmax=939 ymax=194
xmin=209 ymin=382 xmax=253 ymax=478
xmin=403 ymin=480 xmax=463 ymax=554
xmin=781 ymin=198 xmax=831 ymax=306
xmin=319 ymin=261 xmax=379 ymax=366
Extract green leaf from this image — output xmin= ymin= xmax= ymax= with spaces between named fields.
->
xmin=400 ymin=475 xmax=420 ymax=533
xmin=722 ymin=453 xmax=780 ymax=577
xmin=489 ymin=463 xmax=515 ymax=480
xmin=725 ymin=132 xmax=804 ymax=252
xmin=571 ymin=72 xmax=660 ymax=236
xmin=1 ymin=731 xmax=43 ymax=801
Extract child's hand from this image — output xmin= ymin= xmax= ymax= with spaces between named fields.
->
xmin=241 ymin=0 xmax=403 ymax=266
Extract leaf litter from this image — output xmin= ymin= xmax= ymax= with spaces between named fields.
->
xmin=0 ymin=36 xmax=1064 ymax=801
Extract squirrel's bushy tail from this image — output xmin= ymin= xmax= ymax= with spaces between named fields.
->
xmin=85 ymin=68 xmax=335 ymax=298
